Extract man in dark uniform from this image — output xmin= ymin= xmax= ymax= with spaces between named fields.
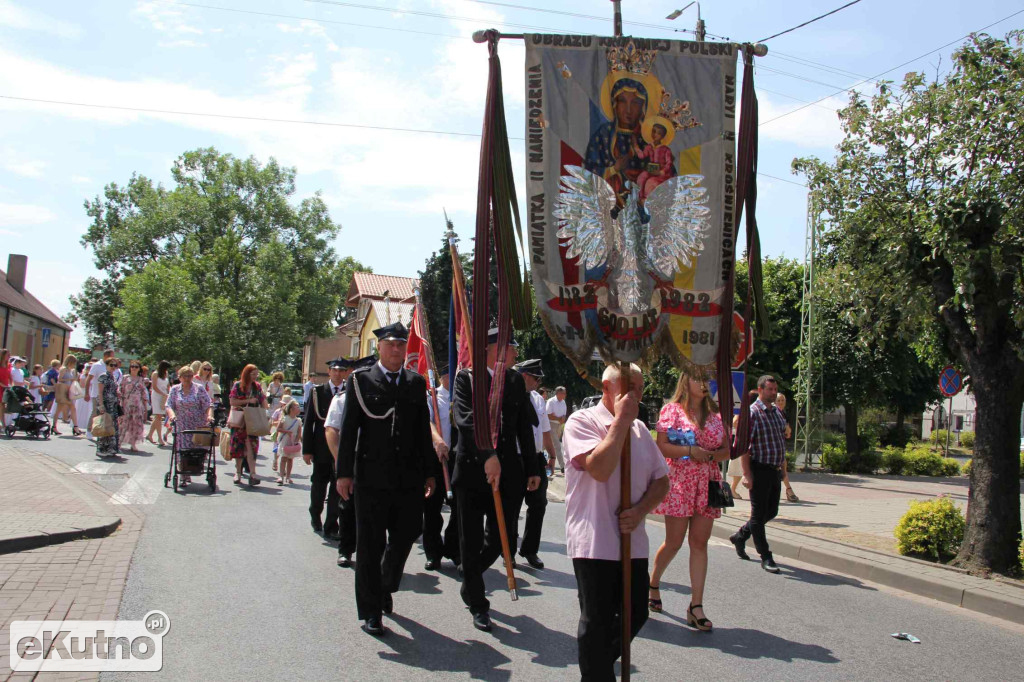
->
xmin=325 ymin=355 xmax=377 ymax=567
xmin=304 ymin=358 xmax=351 ymax=539
xmin=452 ymin=329 xmax=542 ymax=632
xmin=513 ymin=359 xmax=555 ymax=570
xmin=336 ymin=322 xmax=435 ymax=637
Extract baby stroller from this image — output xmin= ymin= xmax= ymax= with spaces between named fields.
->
xmin=3 ymin=386 xmax=51 ymax=439
xmin=164 ymin=418 xmax=217 ymax=493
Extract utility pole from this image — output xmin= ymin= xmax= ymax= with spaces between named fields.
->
xmin=794 ymin=192 xmax=823 ymax=470
xmin=667 ymin=3 xmax=706 ymax=41
xmin=612 ymin=0 xmax=622 ymax=37
xmin=695 ymin=4 xmax=706 ymax=41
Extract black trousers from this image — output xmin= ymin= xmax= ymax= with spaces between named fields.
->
xmin=353 ymin=485 xmax=424 ymax=621
xmin=519 ymin=469 xmax=548 ymax=557
xmin=736 ymin=460 xmax=782 ymax=558
xmin=455 ymin=479 xmax=524 ymax=615
xmin=338 ymin=493 xmax=356 ymax=557
xmin=309 ymin=457 xmax=340 ymax=532
xmin=572 ymin=558 xmax=650 ymax=682
xmin=422 ymin=459 xmax=459 ymax=562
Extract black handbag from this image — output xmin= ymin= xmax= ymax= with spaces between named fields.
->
xmin=707 ymin=479 xmax=734 ymax=508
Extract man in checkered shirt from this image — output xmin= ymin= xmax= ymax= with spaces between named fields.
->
xmin=730 ymin=375 xmax=787 ymax=573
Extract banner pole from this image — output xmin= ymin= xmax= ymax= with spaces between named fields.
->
xmin=619 ymin=364 xmax=632 ymax=680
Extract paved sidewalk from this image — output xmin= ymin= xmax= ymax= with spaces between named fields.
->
xmin=0 ymin=443 xmax=144 ymax=681
xmin=547 ymin=470 xmax=1024 ymax=625
xmin=0 ymin=443 xmax=122 ymax=555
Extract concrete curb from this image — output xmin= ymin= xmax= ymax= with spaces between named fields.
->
xmin=0 ymin=517 xmax=122 ymax=555
xmin=0 ymin=449 xmax=123 ymax=555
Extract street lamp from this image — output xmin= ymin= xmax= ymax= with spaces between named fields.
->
xmin=666 ymin=2 xmax=705 ymax=42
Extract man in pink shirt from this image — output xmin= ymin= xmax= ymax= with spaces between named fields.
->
xmin=563 ymin=363 xmax=670 ymax=681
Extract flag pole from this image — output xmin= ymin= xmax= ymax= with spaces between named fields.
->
xmin=413 ymin=289 xmax=453 ymax=500
xmin=447 ymin=220 xmax=518 ymax=601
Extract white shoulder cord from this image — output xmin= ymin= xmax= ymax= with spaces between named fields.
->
xmin=351 ymin=371 xmax=398 ymax=437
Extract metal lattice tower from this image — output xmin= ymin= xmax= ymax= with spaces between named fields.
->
xmin=794 ymin=192 xmax=824 ymax=469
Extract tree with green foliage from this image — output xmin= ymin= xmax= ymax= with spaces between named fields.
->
xmin=79 ymin=147 xmax=351 ymax=381
xmin=795 ymin=33 xmax=1024 ymax=575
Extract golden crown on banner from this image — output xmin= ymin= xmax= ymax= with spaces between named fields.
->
xmin=659 ymin=95 xmax=703 ymax=131
xmin=606 ymin=39 xmax=658 ymax=75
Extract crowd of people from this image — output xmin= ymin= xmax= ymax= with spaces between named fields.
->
xmin=2 ymin=334 xmax=796 ymax=680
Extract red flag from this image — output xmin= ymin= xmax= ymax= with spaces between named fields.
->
xmin=405 ymin=308 xmax=429 ymax=375
xmin=451 ymin=251 xmax=472 ymax=370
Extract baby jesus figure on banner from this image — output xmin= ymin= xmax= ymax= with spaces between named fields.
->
xmin=632 ymin=118 xmax=677 ymax=222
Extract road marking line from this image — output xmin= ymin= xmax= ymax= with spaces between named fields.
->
xmin=109 ymin=464 xmax=164 ymax=505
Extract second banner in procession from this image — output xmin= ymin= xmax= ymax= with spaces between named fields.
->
xmin=525 ymin=35 xmax=738 ymax=374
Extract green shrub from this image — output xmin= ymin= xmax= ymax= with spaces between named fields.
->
xmin=1020 ymin=451 xmax=1024 ymax=478
xmin=903 ymin=446 xmax=959 ymax=476
xmin=959 ymin=430 xmax=975 ymax=449
xmin=1020 ymin=538 xmax=1024 ymax=573
xmin=858 ymin=420 xmax=884 ymax=452
xmin=962 ymin=459 xmax=972 ymax=477
xmin=821 ymin=442 xmax=849 ymax=473
xmin=931 ymin=429 xmax=950 ymax=444
xmin=822 ymin=441 xmax=881 ymax=474
xmin=882 ymin=446 xmax=908 ymax=475
xmin=894 ymin=497 xmax=965 ymax=561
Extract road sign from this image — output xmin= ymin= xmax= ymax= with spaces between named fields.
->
xmin=731 ymin=312 xmax=754 ymax=370
xmin=708 ymin=371 xmax=747 ymax=415
xmin=939 ymin=365 xmax=962 ymax=397
xmin=41 ymin=328 xmax=50 ymax=348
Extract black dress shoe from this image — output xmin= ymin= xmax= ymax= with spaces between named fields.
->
xmin=457 ymin=563 xmax=464 ymax=576
xmin=311 ymin=519 xmax=323 ymax=533
xmin=425 ymin=559 xmax=440 ymax=571
xmin=520 ymin=553 xmax=544 ymax=569
xmin=324 ymin=530 xmax=341 ymax=541
xmin=382 ymin=592 xmax=393 ymax=615
xmin=729 ymin=533 xmax=750 ymax=561
xmin=472 ymin=612 xmax=492 ymax=632
xmin=337 ymin=554 xmax=352 ymax=568
xmin=761 ymin=557 xmax=781 ymax=574
xmin=361 ymin=617 xmax=385 ymax=637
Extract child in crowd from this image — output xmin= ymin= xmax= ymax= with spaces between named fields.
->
xmin=275 ymin=399 xmax=302 ymax=485
xmin=269 ymin=388 xmax=292 ymax=472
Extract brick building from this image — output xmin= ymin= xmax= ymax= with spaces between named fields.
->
xmin=0 ymin=254 xmax=71 ymax=366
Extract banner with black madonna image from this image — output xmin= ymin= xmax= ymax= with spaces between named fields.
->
xmin=525 ymin=35 xmax=739 ymax=375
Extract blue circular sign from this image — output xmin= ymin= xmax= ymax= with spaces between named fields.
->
xmin=939 ymin=366 xmax=962 ymax=397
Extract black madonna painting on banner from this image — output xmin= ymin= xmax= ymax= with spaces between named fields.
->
xmin=525 ymin=35 xmax=738 ymax=374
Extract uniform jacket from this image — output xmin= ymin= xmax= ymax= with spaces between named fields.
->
xmin=336 ymin=364 xmax=434 ymax=490
xmin=303 ymin=381 xmax=345 ymax=463
xmin=451 ymin=367 xmax=540 ymax=490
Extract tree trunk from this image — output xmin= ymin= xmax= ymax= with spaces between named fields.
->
xmin=844 ymin=403 xmax=860 ymax=457
xmin=895 ymin=406 xmax=905 ymax=432
xmin=952 ymin=362 xmax=1024 ymax=576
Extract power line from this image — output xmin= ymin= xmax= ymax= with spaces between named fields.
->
xmin=761 ymin=7 xmax=1024 ymax=126
xmin=756 ymin=87 xmax=839 ymax=111
xmin=768 ymin=51 xmax=874 ymax=83
xmin=756 ymin=64 xmax=848 ymax=90
xmin=0 ymin=92 xmax=805 ymax=187
xmin=759 ymin=0 xmax=863 ymax=43
xmin=758 ymin=171 xmax=808 ymax=188
xmin=166 ymin=1 xmax=464 ymax=39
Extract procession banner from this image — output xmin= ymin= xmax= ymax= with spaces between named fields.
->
xmin=524 ymin=35 xmax=738 ymax=373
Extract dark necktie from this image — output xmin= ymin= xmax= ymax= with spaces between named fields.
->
xmin=386 ymin=372 xmax=399 ymax=386
xmin=333 ymin=385 xmax=340 ymax=396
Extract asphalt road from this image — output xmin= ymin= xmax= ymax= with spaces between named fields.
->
xmin=20 ymin=430 xmax=1024 ymax=680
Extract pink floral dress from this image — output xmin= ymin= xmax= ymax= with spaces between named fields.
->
xmin=652 ymin=402 xmax=725 ymax=520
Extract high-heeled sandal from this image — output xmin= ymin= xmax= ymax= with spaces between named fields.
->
xmin=687 ymin=603 xmax=712 ymax=632
xmin=648 ymin=584 xmax=663 ymax=613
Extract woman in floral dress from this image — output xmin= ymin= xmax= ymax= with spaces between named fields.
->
xmin=117 ymin=361 xmax=149 ymax=452
xmin=166 ymin=365 xmax=213 ymax=485
xmin=95 ymin=358 xmax=120 ymax=456
xmin=647 ymin=373 xmax=731 ymax=631
xmin=228 ymin=364 xmax=267 ymax=486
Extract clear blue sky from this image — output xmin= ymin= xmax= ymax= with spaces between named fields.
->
xmin=1 ymin=0 xmax=1019 ymax=344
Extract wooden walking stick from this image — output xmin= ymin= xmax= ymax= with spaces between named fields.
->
xmin=619 ymin=360 xmax=632 ymax=680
